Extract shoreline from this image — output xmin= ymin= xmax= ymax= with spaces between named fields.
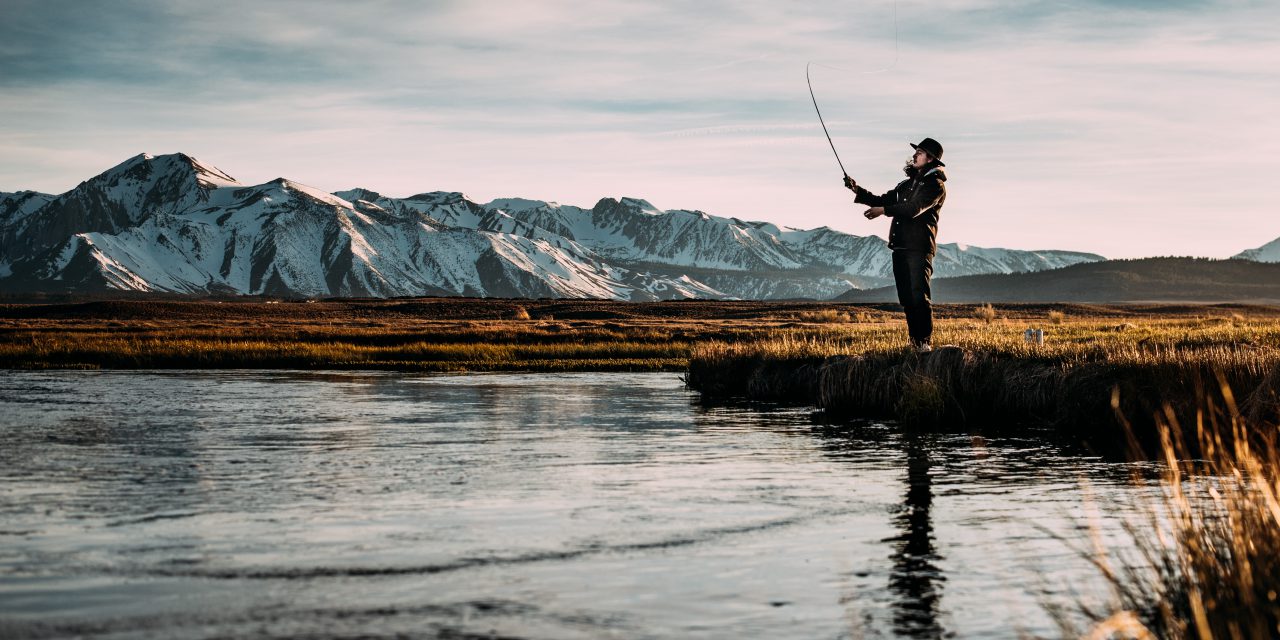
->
xmin=686 ymin=342 xmax=1280 ymax=444
xmin=4 ymin=299 xmax=1279 ymax=440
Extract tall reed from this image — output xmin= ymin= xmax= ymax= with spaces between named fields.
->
xmin=1065 ymin=382 xmax=1280 ymax=638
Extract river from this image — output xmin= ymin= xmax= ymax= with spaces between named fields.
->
xmin=0 ymin=371 xmax=1153 ymax=638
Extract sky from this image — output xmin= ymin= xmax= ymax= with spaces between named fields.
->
xmin=1 ymin=0 xmax=1277 ymax=259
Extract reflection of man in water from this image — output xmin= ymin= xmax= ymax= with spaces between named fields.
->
xmin=845 ymin=139 xmax=948 ymax=353
xmin=888 ymin=434 xmax=945 ymax=638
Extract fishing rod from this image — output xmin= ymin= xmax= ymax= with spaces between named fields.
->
xmin=806 ymin=62 xmax=849 ymax=183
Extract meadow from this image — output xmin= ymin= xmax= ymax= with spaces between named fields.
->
xmin=0 ymin=297 xmax=777 ymax=371
xmin=1 ymin=297 xmax=1273 ymax=370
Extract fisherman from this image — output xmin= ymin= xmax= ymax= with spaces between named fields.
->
xmin=844 ymin=138 xmax=948 ymax=353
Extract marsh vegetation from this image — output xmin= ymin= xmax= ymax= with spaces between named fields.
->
xmin=1054 ymin=385 xmax=1280 ymax=639
xmin=687 ymin=311 xmax=1280 ymax=435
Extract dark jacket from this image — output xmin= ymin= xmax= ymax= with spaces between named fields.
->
xmin=853 ymin=164 xmax=947 ymax=255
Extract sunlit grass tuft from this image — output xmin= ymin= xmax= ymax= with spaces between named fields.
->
xmin=794 ymin=308 xmax=852 ymax=323
xmin=975 ymin=303 xmax=998 ymax=324
xmin=1058 ymin=383 xmax=1280 ymax=639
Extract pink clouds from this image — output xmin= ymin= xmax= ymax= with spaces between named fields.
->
xmin=1 ymin=0 xmax=1277 ymax=258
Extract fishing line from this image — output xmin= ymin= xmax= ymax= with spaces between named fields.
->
xmin=807 ymin=1 xmax=899 ymax=183
xmin=809 ymin=2 xmax=898 ymax=76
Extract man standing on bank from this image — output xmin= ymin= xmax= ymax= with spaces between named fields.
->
xmin=844 ymin=138 xmax=948 ymax=354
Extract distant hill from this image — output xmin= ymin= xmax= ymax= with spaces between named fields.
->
xmin=834 ymin=257 xmax=1280 ymax=303
xmin=1234 ymin=236 xmax=1280 ymax=263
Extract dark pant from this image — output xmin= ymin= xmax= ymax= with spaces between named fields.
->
xmin=892 ymin=249 xmax=934 ymax=346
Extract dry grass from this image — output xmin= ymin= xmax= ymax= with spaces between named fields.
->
xmin=0 ymin=299 xmax=879 ymax=371
xmin=690 ymin=317 xmax=1280 ymax=368
xmin=975 ymin=303 xmax=999 ymax=324
xmin=1058 ymin=383 xmax=1280 ymax=639
xmin=686 ymin=317 xmax=1280 ymax=432
xmin=0 ymin=322 xmax=699 ymax=371
xmin=794 ymin=308 xmax=853 ymax=323
xmin=3 ymin=300 xmax=1279 ymax=381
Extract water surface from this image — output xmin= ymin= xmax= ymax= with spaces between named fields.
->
xmin=0 ymin=371 xmax=1148 ymax=638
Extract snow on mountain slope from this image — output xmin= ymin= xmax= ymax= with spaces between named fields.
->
xmin=480 ymin=196 xmax=807 ymax=271
xmin=10 ymin=168 xmax=728 ymax=299
xmin=1 ymin=153 xmax=241 ymax=264
xmin=0 ymin=191 xmax=55 ymax=226
xmin=1234 ymin=237 xmax=1280 ymax=263
xmin=1 ymin=153 xmax=1107 ymax=299
xmin=481 ymin=199 xmax=587 ymax=241
xmin=578 ymin=197 xmax=806 ymax=270
xmin=0 ymin=190 xmax=57 ymax=277
xmin=932 ymin=243 xmax=1103 ymax=278
xmin=777 ymin=226 xmax=894 ymax=276
xmin=333 ymin=188 xmax=488 ymax=228
xmin=479 ymin=197 xmax=1100 ymax=281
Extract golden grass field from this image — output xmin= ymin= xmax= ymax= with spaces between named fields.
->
xmin=2 ymin=298 xmax=1277 ymax=372
xmin=0 ymin=298 xmax=770 ymax=371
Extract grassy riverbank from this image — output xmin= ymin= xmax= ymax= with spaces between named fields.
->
xmin=3 ymin=299 xmax=1279 ymax=415
xmin=687 ymin=311 xmax=1280 ymax=437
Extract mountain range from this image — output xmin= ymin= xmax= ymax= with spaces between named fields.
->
xmin=1 ymin=153 xmax=1270 ymax=300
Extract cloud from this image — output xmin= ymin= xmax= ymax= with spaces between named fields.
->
xmin=1 ymin=0 xmax=1277 ymax=258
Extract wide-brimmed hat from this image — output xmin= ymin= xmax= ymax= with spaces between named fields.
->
xmin=909 ymin=138 xmax=945 ymax=166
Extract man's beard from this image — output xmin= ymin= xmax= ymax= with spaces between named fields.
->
xmin=903 ymin=161 xmax=919 ymax=178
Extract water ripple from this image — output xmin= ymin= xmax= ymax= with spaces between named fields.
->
xmin=0 ymin=370 xmax=1147 ymax=639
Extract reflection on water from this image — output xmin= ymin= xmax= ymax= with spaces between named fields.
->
xmin=889 ymin=436 xmax=944 ymax=639
xmin=0 ymin=371 xmax=1148 ymax=639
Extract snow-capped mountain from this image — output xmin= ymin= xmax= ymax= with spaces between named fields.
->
xmin=474 ymin=195 xmax=1098 ymax=280
xmin=1 ymin=153 xmax=237 ymax=259
xmin=0 ymin=191 xmax=55 ymax=226
xmin=0 ymin=153 xmax=1105 ymax=299
xmin=1234 ymin=237 xmax=1280 ymax=263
